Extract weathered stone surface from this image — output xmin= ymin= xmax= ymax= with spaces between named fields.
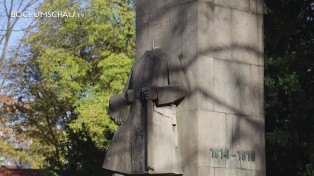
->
xmin=148 ymin=11 xmax=164 ymax=50
xmin=215 ymin=168 xmax=254 ymax=176
xmin=133 ymin=0 xmax=265 ymax=175
xmin=256 ymin=0 xmax=264 ymax=14
xmin=249 ymin=0 xmax=257 ymax=13
xmin=162 ymin=5 xmax=185 ymax=58
xmin=136 ymin=0 xmax=164 ymax=16
xmin=137 ymin=0 xmax=261 ymax=16
xmin=229 ymin=114 xmax=265 ymax=171
xmin=103 ymin=126 xmax=133 ymax=173
xmin=252 ymin=170 xmax=266 ymax=176
xmin=176 ymin=110 xmax=199 ymax=167
xmin=183 ymin=165 xmax=215 ymax=176
xmin=214 ymin=168 xmax=231 ymax=175
xmin=231 ymin=9 xmax=260 ymax=65
xmin=195 ymin=56 xmax=215 ymax=111
xmin=212 ymin=59 xmax=264 ymax=116
xmin=248 ymin=0 xmax=264 ymax=15
xmin=198 ymin=166 xmax=214 ymax=176
xmin=164 ymin=0 xmax=196 ymax=9
xmin=214 ymin=0 xmax=250 ymax=11
xmin=213 ymin=59 xmax=251 ymax=115
xmin=231 ymin=169 xmax=253 ymax=176
xmin=198 ymin=111 xmax=226 ymax=167
xmin=257 ymin=14 xmax=264 ymax=65
xmin=231 ymin=10 xmax=256 ymax=59
xmin=249 ymin=65 xmax=264 ymax=116
xmin=199 ymin=2 xmax=232 ymax=60
xmin=179 ymin=55 xmax=216 ymax=112
xmin=136 ymin=21 xmax=149 ymax=59
xmin=137 ymin=0 xmax=197 ymax=17
xmin=178 ymin=55 xmax=199 ymax=111
xmin=182 ymin=1 xmax=198 ymax=58
xmin=183 ymin=165 xmax=198 ymax=176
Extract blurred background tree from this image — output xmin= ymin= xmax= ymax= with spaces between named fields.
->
xmin=2 ymin=0 xmax=134 ymax=175
xmin=264 ymin=0 xmax=314 ymax=175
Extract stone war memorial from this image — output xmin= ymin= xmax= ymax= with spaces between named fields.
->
xmin=103 ymin=0 xmax=265 ymax=175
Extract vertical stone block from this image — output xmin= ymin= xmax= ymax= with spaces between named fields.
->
xmin=136 ymin=20 xmax=149 ymax=59
xmin=213 ymin=59 xmax=251 ymax=115
xmin=214 ymin=0 xmax=250 ymax=11
xmin=183 ymin=1 xmax=198 ymax=58
xmin=177 ymin=110 xmax=199 ymax=166
xmin=231 ymin=10 xmax=259 ymax=65
xmin=148 ymin=11 xmax=164 ymax=49
xmin=198 ymin=111 xmax=226 ymax=167
xmin=164 ymin=0 xmax=197 ymax=9
xmin=250 ymin=65 xmax=264 ymax=116
xmin=162 ymin=5 xmax=186 ymax=57
xmin=136 ymin=0 xmax=164 ymax=16
xmin=257 ymin=14 xmax=264 ymax=65
xmin=214 ymin=168 xmax=231 ymax=176
xmin=198 ymin=166 xmax=214 ymax=176
xmin=184 ymin=165 xmax=198 ymax=176
xmin=252 ymin=170 xmax=266 ymax=176
xmin=249 ymin=0 xmax=257 ymax=13
xmin=180 ymin=55 xmax=215 ymax=112
xmin=179 ymin=55 xmax=200 ymax=111
xmin=198 ymin=2 xmax=232 ymax=60
xmin=136 ymin=1 xmax=265 ymax=175
xmin=256 ymin=0 xmax=264 ymax=14
xmin=231 ymin=169 xmax=252 ymax=176
xmin=196 ymin=55 xmax=214 ymax=111
xmin=229 ymin=114 xmax=265 ymax=171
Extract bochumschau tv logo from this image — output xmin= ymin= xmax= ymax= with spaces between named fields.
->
xmin=11 ymin=11 xmax=85 ymax=18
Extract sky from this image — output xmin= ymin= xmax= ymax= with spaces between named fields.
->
xmin=0 ymin=0 xmax=40 ymax=50
xmin=0 ymin=0 xmax=42 ymax=93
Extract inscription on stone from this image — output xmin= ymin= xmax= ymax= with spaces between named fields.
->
xmin=210 ymin=148 xmax=256 ymax=162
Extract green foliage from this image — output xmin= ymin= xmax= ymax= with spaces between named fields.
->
xmin=41 ymin=169 xmax=60 ymax=176
xmin=7 ymin=0 xmax=135 ymax=173
xmin=264 ymin=0 xmax=314 ymax=175
xmin=59 ymin=126 xmax=111 ymax=176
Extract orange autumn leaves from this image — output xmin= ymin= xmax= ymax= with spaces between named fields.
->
xmin=0 ymin=94 xmax=30 ymax=115
xmin=0 ymin=90 xmax=29 ymax=142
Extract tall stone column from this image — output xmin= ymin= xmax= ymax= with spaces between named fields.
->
xmin=136 ymin=0 xmax=265 ymax=176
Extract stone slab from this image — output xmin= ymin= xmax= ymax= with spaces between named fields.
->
xmin=198 ymin=166 xmax=214 ymax=176
xmin=198 ymin=111 xmax=226 ymax=167
xmin=182 ymin=1 xmax=198 ymax=58
xmin=136 ymin=0 xmax=164 ymax=16
xmin=231 ymin=9 xmax=261 ymax=66
xmin=136 ymin=21 xmax=149 ymax=59
xmin=212 ymin=59 xmax=264 ymax=116
xmin=179 ymin=55 xmax=200 ymax=111
xmin=256 ymin=0 xmax=263 ymax=14
xmin=257 ymin=14 xmax=264 ymax=65
xmin=164 ymin=0 xmax=197 ymax=9
xmin=177 ymin=110 xmax=199 ymax=166
xmin=137 ymin=0 xmax=197 ymax=17
xmin=213 ymin=59 xmax=251 ymax=115
xmin=229 ymin=114 xmax=265 ymax=171
xmin=199 ymin=2 xmax=232 ymax=60
xmin=249 ymin=65 xmax=264 ymax=116
xmin=214 ymin=0 xmax=250 ymax=11
xmin=215 ymin=168 xmax=254 ymax=176
xmin=252 ymin=170 xmax=266 ymax=176
xmin=162 ymin=5 xmax=185 ymax=58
